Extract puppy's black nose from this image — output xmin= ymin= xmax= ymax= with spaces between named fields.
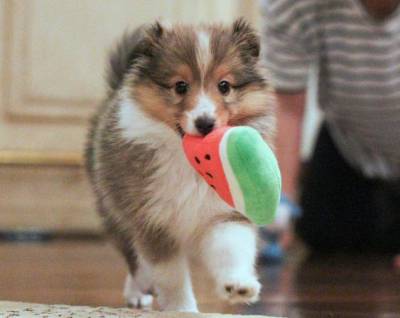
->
xmin=195 ymin=116 xmax=215 ymax=136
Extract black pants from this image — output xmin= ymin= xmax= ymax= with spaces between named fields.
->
xmin=296 ymin=124 xmax=400 ymax=254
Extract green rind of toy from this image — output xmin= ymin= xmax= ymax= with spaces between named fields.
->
xmin=226 ymin=127 xmax=281 ymax=225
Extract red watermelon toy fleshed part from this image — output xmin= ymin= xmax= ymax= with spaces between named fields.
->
xmin=183 ymin=126 xmax=281 ymax=225
xmin=182 ymin=127 xmax=234 ymax=207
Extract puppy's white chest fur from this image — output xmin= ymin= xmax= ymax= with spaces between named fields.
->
xmin=147 ymin=144 xmax=230 ymax=241
xmin=118 ymin=92 xmax=231 ymax=242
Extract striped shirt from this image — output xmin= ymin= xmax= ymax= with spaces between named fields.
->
xmin=261 ymin=0 xmax=400 ymax=179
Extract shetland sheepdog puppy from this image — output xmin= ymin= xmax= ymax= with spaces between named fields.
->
xmin=85 ymin=18 xmax=275 ymax=312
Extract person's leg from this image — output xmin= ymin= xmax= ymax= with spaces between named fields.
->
xmin=296 ymin=124 xmax=377 ymax=253
xmin=372 ymin=179 xmax=400 ymax=253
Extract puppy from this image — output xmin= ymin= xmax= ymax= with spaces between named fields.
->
xmin=85 ymin=18 xmax=275 ymax=312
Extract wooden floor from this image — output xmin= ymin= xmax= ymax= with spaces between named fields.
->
xmin=1 ymin=239 xmax=400 ymax=317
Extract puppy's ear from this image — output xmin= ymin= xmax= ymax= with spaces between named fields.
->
xmin=139 ymin=21 xmax=164 ymax=57
xmin=231 ymin=18 xmax=260 ymax=59
xmin=145 ymin=21 xmax=164 ymax=41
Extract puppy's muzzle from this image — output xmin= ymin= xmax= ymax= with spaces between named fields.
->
xmin=195 ymin=116 xmax=215 ymax=136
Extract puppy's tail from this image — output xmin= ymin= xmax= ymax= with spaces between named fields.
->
xmin=106 ymin=27 xmax=145 ymax=92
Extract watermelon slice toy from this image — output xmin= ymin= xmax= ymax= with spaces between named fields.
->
xmin=182 ymin=126 xmax=281 ymax=225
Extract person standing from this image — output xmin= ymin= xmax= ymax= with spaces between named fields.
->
xmin=261 ymin=0 xmax=400 ymax=256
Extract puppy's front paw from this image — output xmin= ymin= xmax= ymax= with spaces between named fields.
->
xmin=216 ymin=273 xmax=261 ymax=304
xmin=156 ymin=293 xmax=199 ymax=312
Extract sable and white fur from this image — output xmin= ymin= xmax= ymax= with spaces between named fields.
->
xmin=85 ymin=19 xmax=275 ymax=312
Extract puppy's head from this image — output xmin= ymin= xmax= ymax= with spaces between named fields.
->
xmin=128 ymin=18 xmax=271 ymax=137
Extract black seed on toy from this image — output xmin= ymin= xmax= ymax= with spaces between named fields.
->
xmin=225 ymin=285 xmax=233 ymax=293
xmin=205 ymin=154 xmax=211 ymax=160
xmin=206 ymin=172 xmax=213 ymax=178
xmin=195 ymin=156 xmax=200 ymax=164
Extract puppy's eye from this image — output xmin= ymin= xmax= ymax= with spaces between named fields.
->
xmin=218 ymin=81 xmax=231 ymax=95
xmin=175 ymin=81 xmax=189 ymax=95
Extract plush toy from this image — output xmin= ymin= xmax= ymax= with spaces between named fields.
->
xmin=182 ymin=126 xmax=281 ymax=225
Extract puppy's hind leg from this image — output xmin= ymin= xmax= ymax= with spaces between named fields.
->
xmin=102 ymin=214 xmax=153 ymax=308
xmin=123 ymin=255 xmax=153 ymax=309
xmin=200 ymin=220 xmax=261 ymax=304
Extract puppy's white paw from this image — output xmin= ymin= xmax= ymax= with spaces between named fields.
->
xmin=124 ymin=274 xmax=153 ymax=309
xmin=126 ymin=293 xmax=153 ymax=309
xmin=216 ymin=273 xmax=261 ymax=304
xmin=159 ymin=302 xmax=199 ymax=313
xmin=156 ymin=292 xmax=199 ymax=312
